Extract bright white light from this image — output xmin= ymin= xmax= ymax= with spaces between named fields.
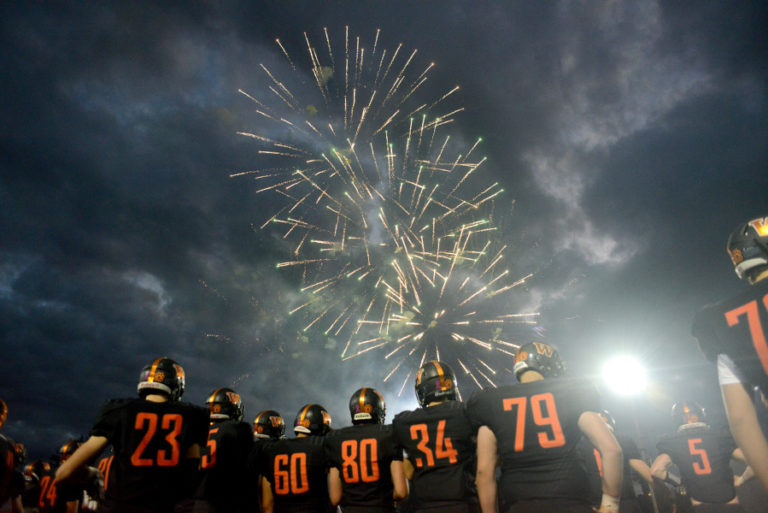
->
xmin=602 ymin=355 xmax=647 ymax=395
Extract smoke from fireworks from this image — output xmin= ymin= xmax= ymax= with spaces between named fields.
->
xmin=233 ymin=27 xmax=540 ymax=393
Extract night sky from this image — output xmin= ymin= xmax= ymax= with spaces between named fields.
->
xmin=2 ymin=1 xmax=767 ymax=463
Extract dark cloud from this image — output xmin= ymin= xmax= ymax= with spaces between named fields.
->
xmin=0 ymin=1 xmax=766 ymax=461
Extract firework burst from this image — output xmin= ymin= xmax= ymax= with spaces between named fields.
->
xmin=233 ymin=27 xmax=539 ymax=392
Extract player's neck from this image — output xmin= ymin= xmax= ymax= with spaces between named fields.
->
xmin=144 ymin=394 xmax=169 ymax=403
xmin=749 ymin=268 xmax=768 ymax=284
xmin=519 ymin=370 xmax=544 ymax=383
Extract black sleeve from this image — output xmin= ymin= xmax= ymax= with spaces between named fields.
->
xmin=464 ymin=391 xmax=487 ymax=432
xmin=619 ymin=435 xmax=642 ymax=461
xmin=90 ymin=399 xmax=124 ymax=439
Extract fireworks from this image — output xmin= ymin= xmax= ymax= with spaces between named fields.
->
xmin=234 ymin=27 xmax=539 ymax=391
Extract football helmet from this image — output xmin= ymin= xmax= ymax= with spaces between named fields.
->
xmin=598 ymin=410 xmax=616 ymax=431
xmin=253 ymin=410 xmax=285 ymax=440
xmin=727 ymin=217 xmax=768 ymax=281
xmin=349 ymin=387 xmax=386 ymax=424
xmin=24 ymin=460 xmax=51 ymax=481
xmin=513 ymin=341 xmax=565 ymax=381
xmin=671 ymin=400 xmax=706 ymax=427
xmin=415 ymin=361 xmax=459 ymax=407
xmin=206 ymin=387 xmax=244 ymax=422
xmin=137 ymin=357 xmax=185 ymax=401
xmin=0 ymin=398 xmax=7 ymax=429
xmin=293 ymin=404 xmax=331 ymax=436
xmin=59 ymin=439 xmax=81 ymax=462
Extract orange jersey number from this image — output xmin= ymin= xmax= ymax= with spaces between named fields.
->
xmin=274 ymin=452 xmax=309 ymax=495
xmin=130 ymin=412 xmax=183 ymax=467
xmin=724 ymin=293 xmax=768 ymax=375
xmin=409 ymin=419 xmax=458 ymax=468
xmin=687 ymin=438 xmax=712 ymax=475
xmin=341 ymin=438 xmax=380 ymax=483
xmin=201 ymin=427 xmax=219 ymax=469
xmin=502 ymin=392 xmax=566 ymax=452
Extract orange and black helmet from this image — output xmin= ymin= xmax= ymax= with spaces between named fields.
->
xmin=415 ymin=361 xmax=458 ymax=407
xmin=253 ymin=410 xmax=285 ymax=440
xmin=206 ymin=387 xmax=244 ymax=422
xmin=727 ymin=217 xmax=768 ymax=281
xmin=513 ymin=342 xmax=565 ymax=381
xmin=137 ymin=357 xmax=185 ymax=401
xmin=293 ymin=404 xmax=331 ymax=436
xmin=24 ymin=460 xmax=51 ymax=481
xmin=59 ymin=440 xmax=81 ymax=462
xmin=671 ymin=400 xmax=706 ymax=427
xmin=349 ymin=387 xmax=386 ymax=425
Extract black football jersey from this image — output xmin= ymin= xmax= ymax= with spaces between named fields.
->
xmin=692 ymin=280 xmax=768 ymax=396
xmin=580 ymin=433 xmax=642 ymax=503
xmin=36 ymin=466 xmax=81 ymax=513
xmin=391 ymin=401 xmax=476 ymax=508
xmin=89 ymin=398 xmax=209 ymax=512
xmin=260 ymin=436 xmax=331 ymax=513
xmin=656 ymin=425 xmax=736 ymax=503
xmin=95 ymin=453 xmax=115 ymax=493
xmin=466 ymin=378 xmax=600 ymax=504
xmin=194 ymin=420 xmax=254 ymax=511
xmin=0 ymin=434 xmax=22 ymax=504
xmin=324 ymin=423 xmax=403 ymax=509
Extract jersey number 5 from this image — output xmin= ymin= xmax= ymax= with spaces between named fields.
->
xmin=724 ymin=294 xmax=768 ymax=375
xmin=409 ymin=420 xmax=458 ymax=467
xmin=687 ymin=438 xmax=712 ymax=475
xmin=502 ymin=392 xmax=565 ymax=451
xmin=130 ymin=412 xmax=183 ymax=467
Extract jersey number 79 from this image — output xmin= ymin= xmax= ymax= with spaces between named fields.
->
xmin=502 ymin=392 xmax=565 ymax=451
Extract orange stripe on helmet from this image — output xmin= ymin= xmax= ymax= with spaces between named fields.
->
xmin=433 ymin=361 xmax=447 ymax=388
xmin=299 ymin=404 xmax=312 ymax=423
xmin=209 ymin=388 xmax=224 ymax=404
xmin=147 ymin=358 xmax=163 ymax=383
xmin=359 ymin=388 xmax=368 ymax=412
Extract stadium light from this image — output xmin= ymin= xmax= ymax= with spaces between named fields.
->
xmin=602 ymin=355 xmax=647 ymax=396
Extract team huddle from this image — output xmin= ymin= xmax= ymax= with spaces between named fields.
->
xmin=1 ymin=218 xmax=767 ymax=513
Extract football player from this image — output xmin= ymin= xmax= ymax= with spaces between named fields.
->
xmin=253 ymin=410 xmax=286 ymax=442
xmin=391 ymin=361 xmax=478 ymax=513
xmin=22 ymin=460 xmax=51 ymax=512
xmin=38 ymin=440 xmax=83 ymax=513
xmin=580 ymin=411 xmax=654 ymax=513
xmin=55 ymin=357 xmax=209 ymax=513
xmin=0 ymin=398 xmax=23 ymax=513
xmin=325 ymin=387 xmax=407 ymax=512
xmin=651 ymin=401 xmax=749 ymax=513
xmin=466 ymin=342 xmax=622 ymax=513
xmin=692 ymin=216 xmax=768 ymax=492
xmin=259 ymin=404 xmax=332 ymax=513
xmin=191 ymin=387 xmax=254 ymax=513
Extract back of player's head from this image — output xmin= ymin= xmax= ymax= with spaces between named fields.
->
xmin=727 ymin=217 xmax=768 ymax=282
xmin=349 ymin=387 xmax=386 ymax=425
xmin=253 ymin=410 xmax=285 ymax=440
xmin=598 ymin=410 xmax=616 ymax=431
xmin=293 ymin=403 xmax=331 ymax=436
xmin=0 ymin=398 xmax=6 ymax=429
xmin=671 ymin=400 xmax=706 ymax=427
xmin=513 ymin=342 xmax=565 ymax=381
xmin=206 ymin=387 xmax=244 ymax=423
xmin=137 ymin=357 xmax=185 ymax=401
xmin=59 ymin=439 xmax=81 ymax=462
xmin=415 ymin=361 xmax=459 ymax=407
xmin=24 ymin=460 xmax=51 ymax=481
